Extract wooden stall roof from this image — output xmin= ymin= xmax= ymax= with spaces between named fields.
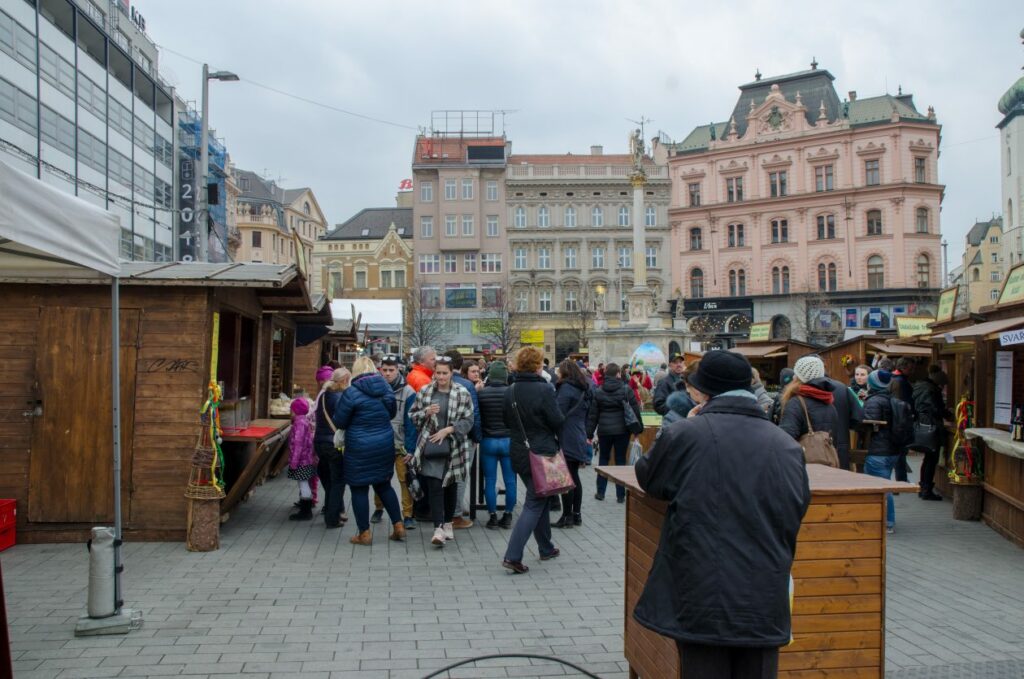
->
xmin=869 ymin=341 xmax=933 ymax=356
xmin=928 ymin=315 xmax=1024 ymax=342
xmin=597 ymin=464 xmax=917 ymax=496
xmin=730 ymin=343 xmax=786 ymax=358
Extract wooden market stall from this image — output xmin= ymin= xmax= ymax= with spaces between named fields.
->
xmin=818 ymin=334 xmax=933 ymax=383
xmin=927 ymin=291 xmax=1024 ymax=546
xmin=729 ymin=340 xmax=817 ymax=388
xmin=597 ymin=464 xmax=917 ymax=679
xmin=0 ymin=262 xmax=324 ymax=544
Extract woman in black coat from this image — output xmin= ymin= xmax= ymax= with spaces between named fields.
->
xmin=778 ymin=356 xmax=841 ymax=455
xmin=586 ymin=363 xmax=642 ymax=503
xmin=553 ymin=358 xmax=593 ymax=529
xmin=500 ymin=346 xmax=565 ymax=574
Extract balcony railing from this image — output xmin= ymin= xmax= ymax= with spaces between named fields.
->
xmin=507 ymin=164 xmax=669 ymax=180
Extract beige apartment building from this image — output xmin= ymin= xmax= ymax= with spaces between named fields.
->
xmin=960 ymin=217 xmax=1004 ymax=312
xmin=233 ymin=169 xmax=328 ymax=288
xmin=314 ymin=207 xmax=413 ymax=300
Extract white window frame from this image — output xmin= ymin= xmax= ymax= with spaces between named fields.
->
xmin=538 ymin=247 xmax=551 ymax=269
xmin=444 ymin=253 xmax=457 ymax=273
xmin=565 ymin=206 xmax=577 ymax=227
xmin=462 ymin=178 xmax=473 ymax=200
xmin=645 ymin=246 xmax=657 ymax=269
xmin=445 ymin=215 xmax=457 ymax=237
xmin=564 ymin=246 xmax=578 ymax=269
xmin=645 ymin=206 xmax=656 ymax=227
xmin=486 ymin=215 xmax=499 ymax=237
xmin=514 ymin=206 xmax=526 ymax=228
xmin=618 ymin=206 xmax=629 ymax=227
xmin=564 ymin=290 xmax=578 ymax=312
xmin=481 ymin=253 xmax=502 ymax=273
xmin=592 ymin=247 xmax=605 ymax=269
xmin=420 ymin=216 xmax=433 ymax=238
xmin=514 ymin=248 xmax=527 ymax=270
xmin=515 ymin=290 xmax=529 ymax=312
xmin=538 ymin=290 xmax=552 ymax=313
xmin=592 ymin=206 xmax=604 ymax=227
xmin=462 ymin=215 xmax=474 ymax=236
xmin=444 ymin=179 xmax=457 ymax=200
xmin=618 ymin=246 xmax=632 ymax=269
xmin=486 ymin=180 xmax=498 ymax=201
xmin=418 ymin=254 xmax=440 ymax=274
xmin=420 ymin=181 xmax=433 ymax=202
xmin=538 ymin=206 xmax=550 ymax=228
xmin=464 ymin=253 xmax=477 ymax=273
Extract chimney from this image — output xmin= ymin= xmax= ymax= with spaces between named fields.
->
xmin=848 ymin=91 xmax=857 ymax=102
xmin=590 ymin=145 xmax=603 ymax=156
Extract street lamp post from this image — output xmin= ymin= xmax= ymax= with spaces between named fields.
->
xmin=197 ymin=63 xmax=238 ymax=262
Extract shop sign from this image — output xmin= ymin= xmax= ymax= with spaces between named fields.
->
xmin=748 ymin=322 xmax=771 ymax=342
xmin=520 ymin=329 xmax=544 ymax=345
xmin=936 ymin=286 xmax=958 ymax=323
xmin=845 ymin=308 xmax=858 ymax=328
xmin=998 ymin=263 xmax=1024 ymax=306
xmin=999 ymin=328 xmax=1024 ymax=347
xmin=177 ymin=158 xmax=197 ymax=262
xmin=682 ymin=297 xmax=752 ymax=313
xmin=896 ymin=316 xmax=935 ymax=338
xmin=868 ymin=308 xmax=883 ymax=328
xmin=445 ymin=287 xmax=477 ymax=309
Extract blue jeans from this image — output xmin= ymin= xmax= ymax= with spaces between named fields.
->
xmin=597 ymin=433 xmax=630 ymax=500
xmin=481 ymin=437 xmax=516 ymax=513
xmin=864 ymin=455 xmax=896 ymax=527
xmin=503 ymin=475 xmax=556 ymax=563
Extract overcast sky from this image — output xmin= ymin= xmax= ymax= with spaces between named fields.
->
xmin=143 ymin=0 xmax=1023 ymax=268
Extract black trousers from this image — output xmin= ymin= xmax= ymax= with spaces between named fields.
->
xmin=425 ymin=477 xmax=457 ymax=527
xmin=316 ymin=443 xmax=346 ymax=526
xmin=895 ymin=450 xmax=909 ymax=482
xmin=677 ymin=641 xmax=779 ymax=679
xmin=562 ymin=460 xmax=583 ymax=514
xmin=919 ymin=446 xmax=940 ymax=492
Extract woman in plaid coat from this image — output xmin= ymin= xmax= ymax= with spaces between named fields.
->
xmin=408 ymin=357 xmax=475 ymax=547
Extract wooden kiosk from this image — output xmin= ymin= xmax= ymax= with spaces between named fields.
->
xmin=730 ymin=340 xmax=817 ymax=388
xmin=598 ymin=464 xmax=916 ymax=678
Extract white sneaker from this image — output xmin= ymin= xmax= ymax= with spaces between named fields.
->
xmin=886 ymin=526 xmax=895 ymax=535
xmin=431 ymin=527 xmax=446 ymax=546
xmin=442 ymin=522 xmax=455 ymax=541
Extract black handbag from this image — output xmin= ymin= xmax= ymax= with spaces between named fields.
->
xmin=422 ymin=438 xmax=451 ymax=460
xmin=912 ymin=421 xmax=939 ymax=452
xmin=621 ymin=387 xmax=645 ymax=436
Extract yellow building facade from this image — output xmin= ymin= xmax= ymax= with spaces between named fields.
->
xmin=960 ymin=217 xmax=1004 ymax=312
xmin=314 ymin=207 xmax=413 ymax=301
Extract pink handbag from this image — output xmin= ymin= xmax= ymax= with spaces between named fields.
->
xmin=511 ymin=385 xmax=576 ymax=498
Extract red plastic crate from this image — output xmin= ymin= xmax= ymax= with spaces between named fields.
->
xmin=0 ymin=500 xmax=15 ymax=552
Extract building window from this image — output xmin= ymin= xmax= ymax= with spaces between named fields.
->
xmin=538 ymin=247 xmax=551 ymax=269
xmin=354 ymin=270 xmax=367 ymax=289
xmin=769 ymin=171 xmax=788 ymax=197
xmin=771 ymin=266 xmax=791 ymax=294
xmin=486 ymin=215 xmax=499 ymax=237
xmin=991 ymin=235 xmax=1000 ymax=244
xmin=329 ymin=270 xmax=342 ymax=293
xmin=688 ymin=183 xmax=701 ymax=207
xmin=304 ymin=201 xmax=311 ymax=215
xmin=444 ymin=215 xmax=457 ymax=237
xmin=728 ymin=269 xmax=747 ymax=296
xmin=514 ymin=248 xmax=527 ymax=270
xmin=421 ymin=285 xmax=441 ymax=308
xmin=565 ymin=206 xmax=577 ymax=227
xmin=482 ymin=283 xmax=501 ymax=308
xmin=992 ymin=252 xmax=999 ymax=264
xmin=444 ymin=254 xmax=457 ymax=273
xmin=618 ymin=246 xmax=632 ymax=269
xmin=444 ymin=179 xmax=456 ymax=200
xmin=645 ymin=206 xmax=656 ymax=227
xmin=514 ymin=206 xmax=526 ymax=228
xmin=690 ymin=269 xmax=704 ymax=298
xmin=381 ymin=270 xmax=393 ymax=288
xmin=486 ymin=180 xmax=498 ymax=201
xmin=917 ymin=255 xmax=931 ymax=288
xmin=592 ymin=206 xmax=604 ymax=227
xmin=816 ymin=214 xmax=836 ymax=240
xmin=564 ymin=246 xmax=578 ymax=269
xmin=538 ymin=206 xmax=550 ymax=228
xmin=815 ymin=165 xmax=834 ymax=192
xmin=866 ymin=210 xmax=883 ymax=236
xmin=481 ymin=253 xmax=501 ymax=272
xmin=539 ymin=290 xmax=552 ymax=313
xmin=726 ymin=177 xmax=743 ymax=203
xmin=818 ymin=263 xmax=838 ymax=291
xmin=591 ymin=246 xmax=605 ymax=269
xmin=565 ymin=290 xmax=579 ymax=312
xmin=916 ymin=208 xmax=929 ymax=234
xmin=464 ymin=253 xmax=477 ymax=273
xmin=252 ymin=231 xmax=262 ymax=247
xmin=461 ymin=215 xmax=474 ymax=236
xmin=727 ymin=223 xmax=745 ymax=247
xmin=462 ymin=178 xmax=473 ymax=200
xmin=867 ymin=255 xmax=884 ymax=289
xmin=419 ymin=216 xmax=434 ymax=238
xmin=914 ymin=157 xmax=926 ymax=183
xmin=992 ymin=289 xmax=1000 ymax=302
xmin=515 ymin=290 xmax=529 ymax=312
xmin=865 ymin=159 xmax=880 ymax=186
xmin=420 ymin=181 xmax=433 ymax=202
xmin=689 ymin=228 xmax=703 ymax=250
xmin=618 ymin=206 xmax=630 ymax=226
xmin=394 ymin=269 xmax=406 ymax=288
xmin=991 ymin=270 xmax=1001 ymax=282
xmin=973 ymin=268 xmax=980 ymax=282
xmin=771 ymin=219 xmax=788 ymax=244
xmin=645 ymin=246 xmax=657 ymax=269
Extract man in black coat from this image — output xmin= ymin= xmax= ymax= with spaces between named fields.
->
xmin=824 ymin=365 xmax=864 ymax=471
xmin=653 ymin=352 xmax=687 ymax=415
xmin=635 ymin=351 xmax=811 ymax=678
xmin=912 ymin=365 xmax=950 ymax=501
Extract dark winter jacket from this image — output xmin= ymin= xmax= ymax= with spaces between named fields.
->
xmin=333 ymin=373 xmax=398 ymax=485
xmin=862 ymin=391 xmax=898 ymax=456
xmin=556 ymin=381 xmax=593 ymax=462
xmin=778 ymin=379 xmax=841 ymax=448
xmin=314 ymin=390 xmax=343 ymax=446
xmin=653 ymin=372 xmax=685 ymax=415
xmin=478 ymin=382 xmax=511 ymax=439
xmin=634 ymin=396 xmax=811 ymax=646
xmin=503 ymin=373 xmax=564 ymax=477
xmin=912 ymin=378 xmax=946 ymax=426
xmin=826 ymin=377 xmax=864 ymax=469
xmin=891 ymin=372 xmax=913 ymax=405
xmin=452 ymin=374 xmax=482 ymax=442
xmin=587 ymin=377 xmax=643 ymax=438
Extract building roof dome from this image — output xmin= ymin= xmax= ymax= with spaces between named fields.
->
xmin=999 ymin=75 xmax=1024 ymax=116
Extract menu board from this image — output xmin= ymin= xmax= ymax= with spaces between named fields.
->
xmin=994 ymin=351 xmax=1014 ymax=426
xmin=998 ymin=263 xmax=1024 ymax=307
xmin=748 ymin=322 xmax=771 ymax=342
xmin=896 ymin=316 xmax=935 ymax=338
xmin=935 ymin=286 xmax=958 ymax=323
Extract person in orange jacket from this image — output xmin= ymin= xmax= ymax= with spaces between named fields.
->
xmin=406 ymin=346 xmax=436 ymax=394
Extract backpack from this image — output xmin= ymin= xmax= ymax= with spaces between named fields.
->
xmin=889 ymin=395 xmax=915 ymax=448
xmin=795 ymin=397 xmax=840 ymax=467
xmin=621 ymin=387 xmax=645 ymax=435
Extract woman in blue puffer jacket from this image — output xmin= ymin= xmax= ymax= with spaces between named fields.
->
xmin=333 ymin=357 xmax=404 ymax=545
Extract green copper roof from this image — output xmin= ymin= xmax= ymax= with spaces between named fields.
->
xmin=998 ymin=75 xmax=1024 ymax=116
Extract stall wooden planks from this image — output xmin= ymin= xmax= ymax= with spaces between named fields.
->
xmin=982 ymin=449 xmax=1024 ymax=547
xmin=600 ymin=464 xmax=915 ymax=679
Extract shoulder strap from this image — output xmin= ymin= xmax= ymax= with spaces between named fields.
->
xmin=510 ymin=384 xmax=532 ymax=449
xmin=320 ymin=393 xmax=338 ymax=433
xmin=797 ymin=396 xmax=815 ymax=434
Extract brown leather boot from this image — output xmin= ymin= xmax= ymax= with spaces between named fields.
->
xmin=349 ymin=530 xmax=372 ymax=545
xmin=389 ymin=521 xmax=406 ymax=541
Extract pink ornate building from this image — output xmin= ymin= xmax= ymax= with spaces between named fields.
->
xmin=664 ymin=65 xmax=943 ymax=343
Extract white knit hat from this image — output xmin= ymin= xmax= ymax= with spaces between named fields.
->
xmin=793 ymin=355 xmax=825 ymax=383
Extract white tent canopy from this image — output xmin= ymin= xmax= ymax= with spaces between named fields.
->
xmin=0 ymin=159 xmax=120 ymax=276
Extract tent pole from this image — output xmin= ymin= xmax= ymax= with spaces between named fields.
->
xmin=111 ymin=277 xmax=123 ymax=615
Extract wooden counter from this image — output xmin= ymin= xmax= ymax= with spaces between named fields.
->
xmin=964 ymin=428 xmax=1024 ymax=546
xmin=597 ymin=464 xmax=917 ymax=679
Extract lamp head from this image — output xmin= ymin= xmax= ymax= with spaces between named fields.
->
xmin=208 ymin=70 xmax=239 ymax=82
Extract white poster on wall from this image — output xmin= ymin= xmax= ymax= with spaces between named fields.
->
xmin=994 ymin=351 xmax=1014 ymax=426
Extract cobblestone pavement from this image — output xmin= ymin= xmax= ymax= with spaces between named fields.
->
xmin=3 ymin=455 xmax=1023 ymax=678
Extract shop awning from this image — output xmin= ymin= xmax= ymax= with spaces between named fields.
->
xmin=869 ymin=342 xmax=933 ymax=356
xmin=730 ymin=344 xmax=785 ymax=358
xmin=932 ymin=317 xmax=1024 ymax=342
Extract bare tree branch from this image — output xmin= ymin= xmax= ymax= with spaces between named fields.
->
xmin=477 ymin=284 xmax=524 ymax=355
xmin=404 ymin=282 xmax=446 ymax=351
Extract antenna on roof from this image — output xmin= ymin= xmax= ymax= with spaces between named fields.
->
xmin=810 ymin=57 xmax=818 ymax=70
xmin=495 ymin=109 xmax=519 ymax=136
xmin=627 ymin=115 xmax=653 ymax=143
xmin=754 ymin=68 xmax=762 ymax=81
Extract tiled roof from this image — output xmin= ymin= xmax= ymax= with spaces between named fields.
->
xmin=966 ymin=217 xmax=1002 ymax=247
xmin=847 ymin=95 xmax=928 ymax=126
xmin=235 ymin=169 xmax=279 ymax=203
xmin=413 ymin=136 xmax=507 ymax=165
xmin=323 ymin=208 xmax=413 ymax=241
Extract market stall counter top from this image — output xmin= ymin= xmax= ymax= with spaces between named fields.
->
xmin=597 ymin=464 xmax=917 ymax=679
xmin=219 ymin=418 xmax=291 ymax=515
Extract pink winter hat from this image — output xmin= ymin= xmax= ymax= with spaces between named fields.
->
xmin=316 ymin=365 xmax=334 ymax=382
xmin=290 ymin=398 xmax=310 ymax=416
